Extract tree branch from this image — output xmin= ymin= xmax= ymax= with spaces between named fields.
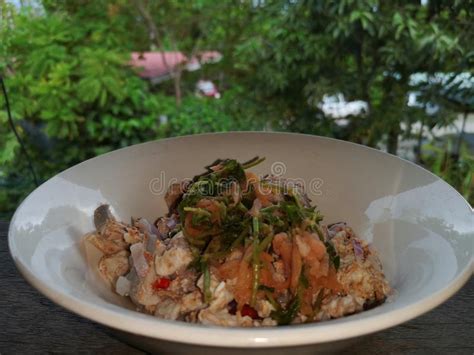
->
xmin=134 ymin=0 xmax=182 ymax=105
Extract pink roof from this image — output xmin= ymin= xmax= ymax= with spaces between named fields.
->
xmin=130 ymin=52 xmax=186 ymax=78
xmin=130 ymin=51 xmax=222 ymax=79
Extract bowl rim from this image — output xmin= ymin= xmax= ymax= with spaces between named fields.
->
xmin=8 ymin=132 xmax=474 ymax=348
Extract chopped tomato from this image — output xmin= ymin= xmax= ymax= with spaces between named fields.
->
xmin=319 ymin=267 xmax=343 ymax=291
xmin=184 ymin=213 xmax=203 ymax=237
xmin=302 ymin=231 xmax=326 ymax=260
xmin=244 ymin=171 xmax=259 ymax=191
xmin=260 ymin=251 xmax=273 ymax=263
xmin=216 ymin=258 xmax=241 ymax=280
xmin=272 ymin=233 xmax=292 ymax=276
xmin=152 ymin=277 xmax=171 ymax=290
xmin=197 ymin=198 xmax=222 ymax=224
xmin=234 ymin=246 xmax=253 ymax=308
xmin=300 ymin=287 xmax=315 ymax=316
xmin=245 ymin=171 xmax=272 ymax=206
xmin=259 ymin=259 xmax=289 ymax=291
xmin=241 ymin=304 xmax=259 ymax=319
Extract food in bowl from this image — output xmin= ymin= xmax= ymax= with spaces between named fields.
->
xmin=85 ymin=157 xmax=392 ymax=326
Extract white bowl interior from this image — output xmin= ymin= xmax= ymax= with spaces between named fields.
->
xmin=9 ymin=133 xmax=473 ymax=347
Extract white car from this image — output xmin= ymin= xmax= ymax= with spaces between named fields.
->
xmin=318 ymin=94 xmax=369 ymax=119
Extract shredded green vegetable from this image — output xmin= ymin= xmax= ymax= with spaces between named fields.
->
xmin=257 ymin=233 xmax=274 ymax=253
xmin=270 ymin=295 xmax=301 ymax=325
xmin=250 ymin=216 xmax=261 ymax=307
xmin=203 ymin=262 xmax=212 ymax=304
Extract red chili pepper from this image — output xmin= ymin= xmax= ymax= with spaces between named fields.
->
xmin=241 ymin=304 xmax=259 ymax=319
xmin=152 ymin=277 xmax=170 ymax=290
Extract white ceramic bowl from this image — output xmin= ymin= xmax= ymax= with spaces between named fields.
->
xmin=9 ymin=132 xmax=473 ymax=352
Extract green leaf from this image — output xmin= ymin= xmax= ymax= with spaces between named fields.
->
xmin=77 ymin=78 xmax=101 ymax=103
xmin=0 ymin=135 xmax=19 ymax=164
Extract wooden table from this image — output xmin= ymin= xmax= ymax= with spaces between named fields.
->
xmin=1 ymin=220 xmax=472 ymax=354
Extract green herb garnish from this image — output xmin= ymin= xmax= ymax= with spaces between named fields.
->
xmin=203 ymin=261 xmax=212 ymax=304
xmin=250 ymin=216 xmax=261 ymax=307
xmin=270 ymin=295 xmax=301 ymax=325
xmin=258 ymin=285 xmax=275 ymax=292
xmin=325 ymin=241 xmax=340 ymax=271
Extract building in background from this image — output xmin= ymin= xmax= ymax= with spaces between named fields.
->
xmin=130 ymin=51 xmax=222 ymax=85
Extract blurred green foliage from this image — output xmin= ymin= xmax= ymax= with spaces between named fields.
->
xmin=0 ymin=0 xmax=473 ymax=218
xmin=423 ymin=140 xmax=474 ymax=203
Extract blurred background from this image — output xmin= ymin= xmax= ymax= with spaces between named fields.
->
xmin=0 ymin=0 xmax=473 ymax=218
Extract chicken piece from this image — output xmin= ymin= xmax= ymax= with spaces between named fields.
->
xmin=332 ymin=232 xmax=391 ymax=302
xmin=88 ymin=205 xmax=135 ymax=254
xmin=196 ymin=272 xmax=252 ymax=326
xmin=271 ymin=260 xmax=286 ymax=283
xmin=155 ymin=232 xmax=193 ymax=277
xmin=261 ymin=317 xmax=278 ymax=326
xmin=129 ymin=260 xmax=161 ymax=307
xmin=87 ymin=233 xmax=125 ymax=255
xmin=255 ymin=299 xmax=275 ymax=318
xmin=98 ymin=250 xmax=130 ymax=284
xmin=307 ymin=231 xmax=391 ymax=322
xmin=153 ymin=290 xmax=204 ymax=320
xmin=154 ymin=239 xmax=167 ymax=257
xmin=86 ymin=219 xmax=132 ymax=255
xmin=199 ymin=300 xmax=277 ymax=327
xmin=236 ymin=313 xmax=256 ymax=327
xmin=180 ymin=290 xmax=205 ymax=313
xmin=196 ymin=273 xmax=234 ymax=312
xmin=169 ymin=270 xmax=198 ymax=294
xmin=197 ymin=273 xmax=221 ymax=296
xmin=155 ymin=296 xmax=182 ymax=320
xmin=208 ymin=281 xmax=234 ymax=311
xmin=198 ymin=308 xmax=239 ymax=327
xmin=123 ymin=227 xmax=143 ymax=245
xmin=313 ymin=294 xmax=365 ymax=321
